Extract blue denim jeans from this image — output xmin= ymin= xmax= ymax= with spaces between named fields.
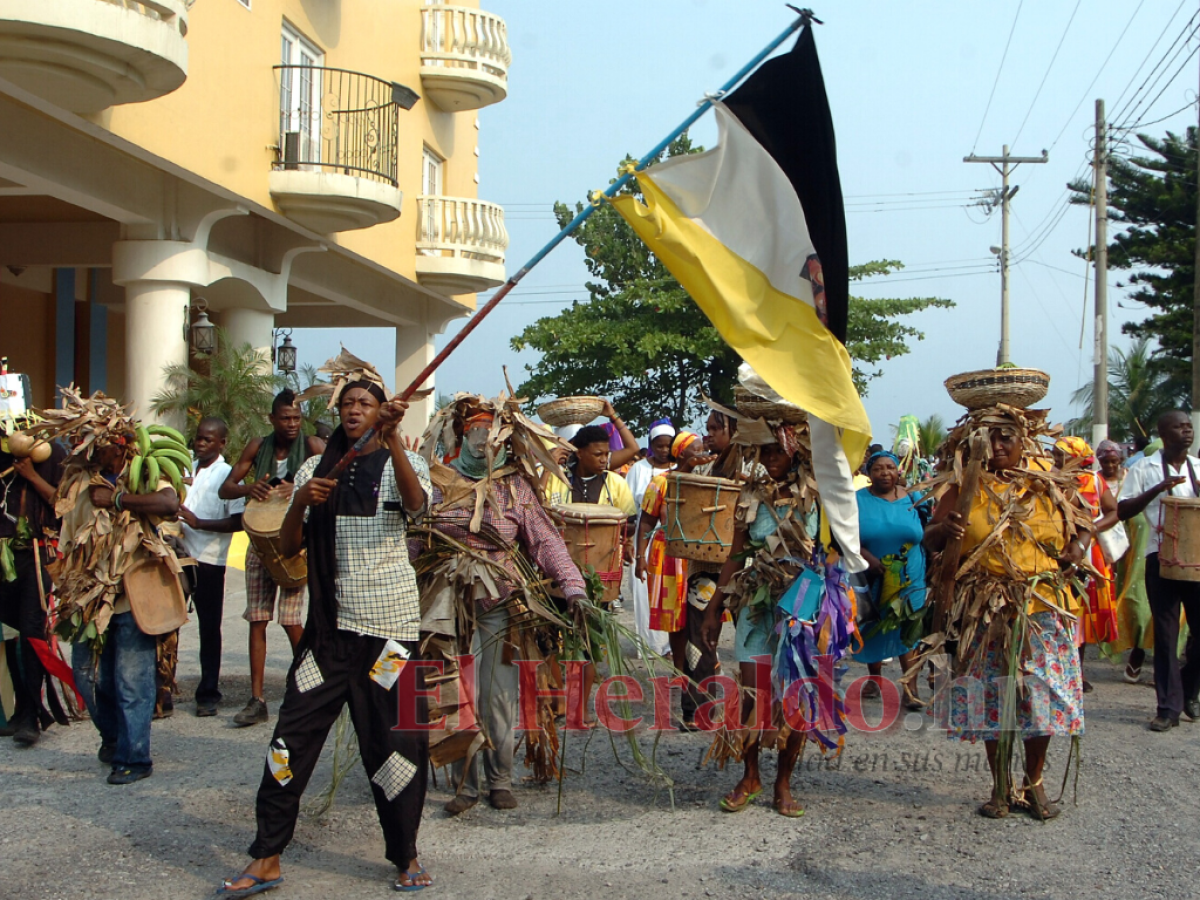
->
xmin=71 ymin=612 xmax=156 ymax=771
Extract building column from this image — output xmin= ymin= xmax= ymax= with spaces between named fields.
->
xmin=395 ymin=324 xmax=435 ymax=436
xmin=222 ymin=307 xmax=275 ymax=365
xmin=123 ymin=280 xmax=189 ymax=424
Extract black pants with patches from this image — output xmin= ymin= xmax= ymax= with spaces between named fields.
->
xmin=0 ymin=548 xmax=50 ymax=727
xmin=681 ymin=572 xmax=721 ymax=720
xmin=250 ymin=630 xmax=428 ymax=868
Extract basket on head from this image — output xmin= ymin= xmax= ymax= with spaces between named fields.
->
xmin=537 ymin=396 xmax=606 ymax=428
xmin=944 ymin=368 xmax=1050 ymax=410
xmin=733 ymin=386 xmax=808 ymax=425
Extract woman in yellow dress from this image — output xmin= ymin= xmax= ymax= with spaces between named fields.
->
xmin=924 ymin=407 xmax=1090 ymax=820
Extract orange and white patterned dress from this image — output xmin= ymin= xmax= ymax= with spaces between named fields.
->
xmin=641 ymin=474 xmax=689 ymax=633
xmin=1077 ymin=471 xmax=1118 ymax=644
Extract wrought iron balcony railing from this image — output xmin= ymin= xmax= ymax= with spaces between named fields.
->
xmin=273 ymin=65 xmax=402 ymax=186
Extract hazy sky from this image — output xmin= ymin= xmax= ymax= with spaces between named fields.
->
xmin=297 ymin=0 xmax=1200 ymax=442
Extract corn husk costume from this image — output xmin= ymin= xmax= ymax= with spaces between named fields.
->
xmin=42 ymin=387 xmax=183 ymax=650
xmin=407 ymin=392 xmax=676 ymax=800
xmin=404 ymin=391 xmax=581 ymax=787
xmin=910 ymin=401 xmax=1093 ymax=807
xmin=704 ymin=382 xmax=859 ymax=768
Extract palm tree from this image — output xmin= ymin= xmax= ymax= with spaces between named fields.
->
xmin=150 ymin=328 xmax=280 ymax=462
xmin=295 ymin=363 xmax=336 ymax=435
xmin=917 ymin=413 xmax=948 ymax=457
xmin=1068 ymin=338 xmax=1189 ymax=441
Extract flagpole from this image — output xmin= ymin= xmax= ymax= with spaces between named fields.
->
xmin=398 ymin=9 xmax=816 ymax=401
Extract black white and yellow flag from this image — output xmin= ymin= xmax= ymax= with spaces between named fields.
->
xmin=611 ymin=25 xmax=870 ymax=570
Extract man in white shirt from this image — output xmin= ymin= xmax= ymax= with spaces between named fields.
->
xmin=1117 ymin=410 xmax=1200 ymax=732
xmin=178 ymin=418 xmax=245 ymax=717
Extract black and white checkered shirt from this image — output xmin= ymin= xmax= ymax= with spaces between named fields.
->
xmin=291 ymin=450 xmax=430 ymax=642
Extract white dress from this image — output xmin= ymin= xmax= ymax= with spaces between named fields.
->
xmin=623 ymin=458 xmax=673 ymax=656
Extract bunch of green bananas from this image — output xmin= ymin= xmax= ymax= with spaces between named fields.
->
xmin=128 ymin=424 xmax=193 ymax=497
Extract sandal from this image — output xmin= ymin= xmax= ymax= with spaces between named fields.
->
xmin=977 ymin=797 xmax=1008 ymax=819
xmin=773 ymin=796 xmax=805 ymax=818
xmin=1013 ymin=778 xmax=1060 ymax=821
xmin=1123 ymin=662 xmax=1142 ymax=684
xmin=719 ymin=784 xmax=762 ymax=812
xmin=394 ymin=865 xmax=432 ymax=892
xmin=215 ymin=874 xmax=283 ymax=899
xmin=902 ymin=686 xmax=926 ymax=711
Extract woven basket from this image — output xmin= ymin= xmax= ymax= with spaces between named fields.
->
xmin=734 ymin=386 xmax=808 ymax=424
xmin=944 ymin=368 xmax=1050 ymax=410
xmin=537 ymin=396 xmax=606 ymax=427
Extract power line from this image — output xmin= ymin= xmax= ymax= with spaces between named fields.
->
xmin=1112 ymin=41 xmax=1200 ymax=139
xmin=1011 ymin=0 xmax=1082 ymax=150
xmin=1109 ymin=13 xmax=1199 ymax=126
xmin=1115 ymin=99 xmax=1198 ymax=133
xmin=1109 ymin=0 xmax=1190 ymax=114
xmin=972 ymin=0 xmax=1024 ymax=153
xmin=1046 ymin=0 xmax=1146 ymax=153
xmin=1104 ymin=18 xmax=1200 ymax=130
xmin=1015 ymin=264 xmax=1077 ymax=357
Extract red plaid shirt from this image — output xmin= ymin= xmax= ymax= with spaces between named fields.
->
xmin=412 ymin=473 xmax=585 ymax=610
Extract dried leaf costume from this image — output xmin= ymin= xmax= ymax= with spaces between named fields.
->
xmin=707 ymin=406 xmax=859 ymax=767
xmin=45 ymin=388 xmax=180 ymax=647
xmin=44 ymin=387 xmax=182 ymax=779
xmin=410 ymin=392 xmax=587 ymax=792
xmin=917 ymin=403 xmax=1091 ymax=811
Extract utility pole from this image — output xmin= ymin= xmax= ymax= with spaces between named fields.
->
xmin=964 ymin=145 xmax=1049 ymax=366
xmin=1192 ymin=54 xmax=1200 ymax=449
xmin=1094 ymin=100 xmax=1109 ymax=447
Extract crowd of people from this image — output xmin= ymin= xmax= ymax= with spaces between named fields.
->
xmin=1 ymin=354 xmax=1198 ymax=896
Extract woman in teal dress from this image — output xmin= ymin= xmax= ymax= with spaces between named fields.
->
xmin=854 ymin=450 xmax=927 ymax=709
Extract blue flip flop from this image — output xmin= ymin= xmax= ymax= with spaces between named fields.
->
xmin=394 ymin=865 xmax=432 ymax=892
xmin=214 ymin=874 xmax=284 ymax=899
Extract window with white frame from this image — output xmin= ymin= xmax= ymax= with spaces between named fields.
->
xmin=421 ymin=148 xmax=444 ymax=252
xmin=279 ymin=23 xmax=324 ymax=169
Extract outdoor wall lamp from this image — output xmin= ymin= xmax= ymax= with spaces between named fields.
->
xmin=187 ymin=298 xmax=216 ymax=355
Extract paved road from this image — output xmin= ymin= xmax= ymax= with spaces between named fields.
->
xmin=3 ymin=577 xmax=1198 ymax=900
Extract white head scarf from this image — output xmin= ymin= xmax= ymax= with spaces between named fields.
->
xmin=648 ymin=420 xmax=676 ymax=443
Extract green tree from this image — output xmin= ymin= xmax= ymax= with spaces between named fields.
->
xmin=917 ymin=413 xmax=948 ymax=456
xmin=150 ymin=328 xmax=280 ymax=462
xmin=295 ymin=363 xmax=336 ymax=434
xmin=510 ymin=146 xmax=954 ymax=432
xmin=845 ymin=261 xmax=954 ymax=386
xmin=1069 ymin=127 xmax=1197 ymax=381
xmin=1067 ymin=338 xmax=1189 ymax=441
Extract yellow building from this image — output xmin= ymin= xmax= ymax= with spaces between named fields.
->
xmin=0 ymin=0 xmax=509 ymax=429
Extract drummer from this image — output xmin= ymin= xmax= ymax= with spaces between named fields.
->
xmin=546 ymin=424 xmax=638 ymax=517
xmin=219 ymin=389 xmax=325 ymax=728
xmin=1118 ymin=410 xmax=1200 ymax=731
xmin=544 ymin=424 xmax=637 ymax=721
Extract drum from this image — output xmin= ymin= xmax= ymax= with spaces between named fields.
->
xmin=243 ymin=486 xmax=308 ymax=589
xmin=661 ymin=473 xmax=741 ymax=564
xmin=1160 ymin=497 xmax=1200 ymax=582
xmin=552 ymin=502 xmax=627 ymax=605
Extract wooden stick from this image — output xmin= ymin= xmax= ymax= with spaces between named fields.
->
xmin=933 ymin=430 xmax=989 ymax=633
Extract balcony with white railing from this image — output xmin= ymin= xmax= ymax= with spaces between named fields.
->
xmin=419 ymin=5 xmax=509 ymax=112
xmin=0 ymin=0 xmax=188 ymax=113
xmin=415 ymin=196 xmax=507 ymax=295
